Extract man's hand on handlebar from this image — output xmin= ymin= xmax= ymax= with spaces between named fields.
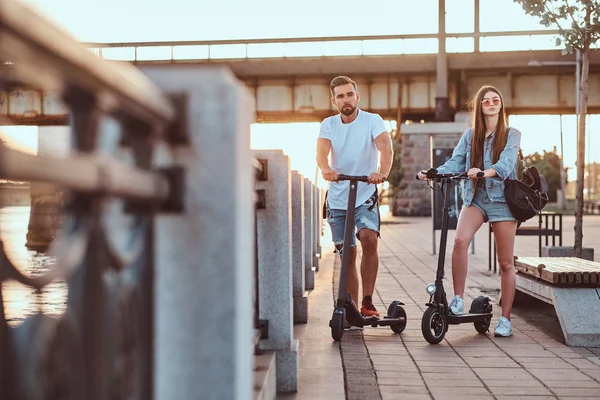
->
xmin=368 ymin=172 xmax=387 ymax=184
xmin=322 ymin=168 xmax=339 ymax=182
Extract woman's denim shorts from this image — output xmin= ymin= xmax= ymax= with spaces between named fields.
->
xmin=468 ymin=188 xmax=516 ymax=223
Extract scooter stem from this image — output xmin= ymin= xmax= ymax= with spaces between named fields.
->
xmin=336 ymin=179 xmax=359 ymax=307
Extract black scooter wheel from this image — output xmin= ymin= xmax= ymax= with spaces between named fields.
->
xmin=330 ymin=308 xmax=346 ymax=341
xmin=470 ymin=296 xmax=492 ymax=334
xmin=421 ymin=306 xmax=446 ymax=344
xmin=390 ymin=306 xmax=407 ymax=334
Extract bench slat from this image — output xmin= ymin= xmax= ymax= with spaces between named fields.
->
xmin=513 ymin=256 xmax=600 ymax=287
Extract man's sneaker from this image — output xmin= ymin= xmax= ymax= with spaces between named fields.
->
xmin=494 ymin=316 xmax=513 ymax=337
xmin=448 ymin=295 xmax=464 ymax=315
xmin=360 ymin=296 xmax=380 ymax=317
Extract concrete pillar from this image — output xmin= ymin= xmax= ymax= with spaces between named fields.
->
xmin=435 ymin=0 xmax=452 ymax=122
xmin=313 ymin=186 xmax=322 ymax=271
xmin=144 ymin=66 xmax=254 ymax=400
xmin=303 ymin=177 xmax=315 ymax=290
xmin=474 ymin=0 xmax=480 ymax=52
xmin=291 ymin=171 xmax=307 ymax=323
xmin=252 ymin=149 xmax=298 ymax=393
xmin=27 ymin=126 xmax=70 ymax=251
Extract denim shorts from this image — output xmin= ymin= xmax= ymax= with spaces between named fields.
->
xmin=326 ymin=192 xmax=380 ymax=252
xmin=468 ymin=188 xmax=516 ymax=223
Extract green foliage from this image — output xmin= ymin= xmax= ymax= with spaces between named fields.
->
xmin=522 ymin=149 xmax=565 ymax=202
xmin=513 ymin=0 xmax=600 ymax=54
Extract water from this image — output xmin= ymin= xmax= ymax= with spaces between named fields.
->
xmin=0 ymin=206 xmax=67 ymax=325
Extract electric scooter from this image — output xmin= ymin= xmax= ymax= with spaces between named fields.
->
xmin=418 ymin=168 xmax=493 ymax=344
xmin=329 ymin=174 xmax=407 ymax=341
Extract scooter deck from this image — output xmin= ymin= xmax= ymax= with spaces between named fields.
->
xmin=447 ymin=312 xmax=493 ymax=325
xmin=345 ymin=302 xmax=405 ymax=328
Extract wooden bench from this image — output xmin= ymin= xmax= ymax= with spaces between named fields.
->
xmin=515 ymin=256 xmax=600 ymax=286
xmin=489 ymin=212 xmax=563 ymax=273
xmin=511 ymin=256 xmax=600 ymax=347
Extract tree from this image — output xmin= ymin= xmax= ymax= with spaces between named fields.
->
xmin=522 ymin=150 xmax=565 ymax=202
xmin=513 ymin=0 xmax=600 ymax=257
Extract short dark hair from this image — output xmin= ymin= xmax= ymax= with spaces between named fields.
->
xmin=330 ymin=76 xmax=358 ymax=97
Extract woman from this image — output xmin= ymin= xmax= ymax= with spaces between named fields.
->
xmin=418 ymin=85 xmax=521 ymax=337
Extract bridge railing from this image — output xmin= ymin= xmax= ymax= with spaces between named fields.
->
xmin=0 ymin=1 xmax=179 ymax=400
xmin=83 ymin=30 xmax=563 ymax=62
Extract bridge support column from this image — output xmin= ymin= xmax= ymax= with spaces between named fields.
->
xmin=435 ymin=0 xmax=453 ymax=122
xmin=146 ymin=66 xmax=255 ymax=400
xmin=26 ymin=126 xmax=69 ymax=252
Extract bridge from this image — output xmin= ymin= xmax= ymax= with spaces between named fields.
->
xmin=2 ymin=31 xmax=600 ymax=125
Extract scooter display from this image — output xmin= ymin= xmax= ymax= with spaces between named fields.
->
xmin=329 ymin=174 xmax=407 ymax=341
xmin=418 ymin=168 xmax=493 ymax=344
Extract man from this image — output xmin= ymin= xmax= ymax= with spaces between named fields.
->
xmin=316 ymin=75 xmax=393 ymax=317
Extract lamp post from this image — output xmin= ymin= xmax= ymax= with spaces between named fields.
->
xmin=528 ymin=50 xmax=581 ymax=210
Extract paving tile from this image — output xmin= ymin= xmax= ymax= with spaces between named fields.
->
xmin=552 ymin=387 xmax=600 ymax=397
xmin=487 ymin=385 xmax=553 ymax=396
xmin=528 ymin=368 xmax=596 ymax=381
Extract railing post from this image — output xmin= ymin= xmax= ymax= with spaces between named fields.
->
xmin=303 ymin=177 xmax=315 ymax=290
xmin=145 ymin=66 xmax=255 ymax=400
xmin=252 ymin=149 xmax=298 ymax=393
xmin=312 ymin=186 xmax=322 ymax=271
xmin=291 ymin=171 xmax=307 ymax=324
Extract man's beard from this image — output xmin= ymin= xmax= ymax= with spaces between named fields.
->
xmin=340 ymin=104 xmax=356 ymax=116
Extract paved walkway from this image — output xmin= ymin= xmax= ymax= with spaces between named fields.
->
xmin=281 ymin=214 xmax=600 ymax=400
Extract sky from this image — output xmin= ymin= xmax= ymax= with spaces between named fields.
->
xmin=1 ymin=0 xmax=598 ymax=184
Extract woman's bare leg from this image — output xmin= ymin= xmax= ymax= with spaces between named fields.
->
xmin=452 ymin=207 xmax=485 ymax=297
xmin=492 ymin=220 xmax=518 ymax=319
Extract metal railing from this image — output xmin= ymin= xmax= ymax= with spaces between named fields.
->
xmin=83 ymin=30 xmax=562 ymax=62
xmin=0 ymin=1 xmax=180 ymax=399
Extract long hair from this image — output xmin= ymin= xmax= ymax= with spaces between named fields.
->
xmin=468 ymin=85 xmax=509 ymax=170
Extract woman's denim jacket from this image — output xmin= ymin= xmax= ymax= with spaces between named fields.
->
xmin=437 ymin=127 xmax=522 ymax=206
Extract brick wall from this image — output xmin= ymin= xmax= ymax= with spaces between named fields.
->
xmin=392 ymin=122 xmax=469 ymax=216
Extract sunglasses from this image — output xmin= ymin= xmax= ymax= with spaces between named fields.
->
xmin=481 ymin=97 xmax=501 ymax=107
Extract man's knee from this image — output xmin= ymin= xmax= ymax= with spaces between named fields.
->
xmin=358 ymin=229 xmax=378 ymax=251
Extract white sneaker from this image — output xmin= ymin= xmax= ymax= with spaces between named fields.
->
xmin=494 ymin=316 xmax=513 ymax=337
xmin=448 ymin=295 xmax=464 ymax=315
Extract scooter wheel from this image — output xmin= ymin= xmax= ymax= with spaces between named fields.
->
xmin=421 ymin=306 xmax=446 ymax=344
xmin=470 ymin=296 xmax=492 ymax=334
xmin=390 ymin=306 xmax=407 ymax=334
xmin=330 ymin=307 xmax=346 ymax=341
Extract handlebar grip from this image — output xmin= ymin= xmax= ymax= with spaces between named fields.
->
xmin=337 ymin=174 xmax=370 ymax=182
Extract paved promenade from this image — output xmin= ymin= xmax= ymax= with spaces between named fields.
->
xmin=281 ymin=214 xmax=600 ymax=400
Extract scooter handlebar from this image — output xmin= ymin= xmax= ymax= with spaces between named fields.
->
xmin=416 ymin=168 xmax=484 ymax=181
xmin=337 ymin=174 xmax=371 ymax=182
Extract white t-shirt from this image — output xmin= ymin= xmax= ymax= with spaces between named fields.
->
xmin=318 ymin=109 xmax=387 ymax=210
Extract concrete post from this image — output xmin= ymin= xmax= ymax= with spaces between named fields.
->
xmin=303 ymin=177 xmax=315 ymax=290
xmin=252 ymin=149 xmax=298 ymax=392
xmin=312 ymin=185 xmax=321 ymax=272
xmin=144 ymin=66 xmax=254 ymax=400
xmin=291 ymin=171 xmax=308 ymax=323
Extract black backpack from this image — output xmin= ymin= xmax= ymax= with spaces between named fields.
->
xmin=504 ymin=150 xmax=549 ymax=224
